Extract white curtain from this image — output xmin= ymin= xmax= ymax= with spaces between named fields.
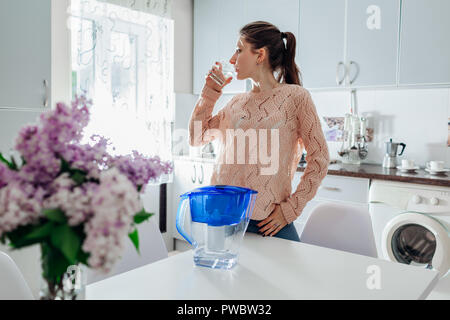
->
xmin=70 ymin=0 xmax=174 ymax=183
xmin=97 ymin=0 xmax=172 ymax=18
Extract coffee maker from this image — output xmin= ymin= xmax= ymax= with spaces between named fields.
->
xmin=383 ymin=138 xmax=406 ymax=168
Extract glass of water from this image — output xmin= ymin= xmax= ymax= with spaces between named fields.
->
xmin=219 ymin=60 xmax=236 ymax=79
xmin=208 ymin=60 xmax=236 ymax=86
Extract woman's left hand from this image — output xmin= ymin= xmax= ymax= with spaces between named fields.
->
xmin=257 ymin=204 xmax=288 ymax=237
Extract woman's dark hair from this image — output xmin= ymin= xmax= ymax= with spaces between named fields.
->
xmin=240 ymin=21 xmax=302 ymax=86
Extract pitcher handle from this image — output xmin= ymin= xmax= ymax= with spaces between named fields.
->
xmin=398 ymin=143 xmax=406 ymax=156
xmin=176 ymin=195 xmax=194 ymax=245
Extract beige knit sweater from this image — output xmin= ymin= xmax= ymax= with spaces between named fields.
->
xmin=189 ymin=84 xmax=329 ymax=224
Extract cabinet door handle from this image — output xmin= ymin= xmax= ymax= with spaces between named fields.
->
xmin=198 ymin=164 xmax=204 ymax=184
xmin=320 ymin=186 xmax=341 ymax=192
xmin=191 ymin=164 xmax=196 ymax=183
xmin=348 ymin=61 xmax=360 ymax=85
xmin=43 ymin=79 xmax=49 ymax=107
xmin=336 ymin=61 xmax=347 ymax=85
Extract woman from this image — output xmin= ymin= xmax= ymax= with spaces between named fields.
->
xmin=189 ymin=21 xmax=329 ymax=241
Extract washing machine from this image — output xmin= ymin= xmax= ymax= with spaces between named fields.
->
xmin=369 ymin=180 xmax=450 ymax=300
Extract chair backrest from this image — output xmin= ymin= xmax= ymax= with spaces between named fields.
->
xmin=300 ymin=202 xmax=378 ymax=258
xmin=0 ymin=251 xmax=34 ymax=300
xmin=87 ymin=218 xmax=168 ymax=284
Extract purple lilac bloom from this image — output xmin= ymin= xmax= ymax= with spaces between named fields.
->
xmin=82 ymin=168 xmax=142 ymax=273
xmin=0 ymin=162 xmax=17 ymax=189
xmin=0 ymin=181 xmax=43 ymax=236
xmin=112 ymin=151 xmax=173 ymax=192
xmin=2 ymin=94 xmax=175 ymax=273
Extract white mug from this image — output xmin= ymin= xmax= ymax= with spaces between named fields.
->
xmin=401 ymin=159 xmax=415 ymax=169
xmin=427 ymin=160 xmax=444 ymax=171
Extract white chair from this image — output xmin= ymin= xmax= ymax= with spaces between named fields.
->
xmin=299 ymin=202 xmax=378 ymax=258
xmin=0 ymin=251 xmax=34 ymax=300
xmin=87 ymin=219 xmax=168 ymax=284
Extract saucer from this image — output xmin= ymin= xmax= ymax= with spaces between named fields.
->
xmin=425 ymin=168 xmax=449 ymax=175
xmin=396 ymin=166 xmax=419 ymax=172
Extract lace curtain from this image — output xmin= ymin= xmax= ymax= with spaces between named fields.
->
xmin=97 ymin=0 xmax=172 ymax=18
xmin=70 ymin=0 xmax=174 ymax=183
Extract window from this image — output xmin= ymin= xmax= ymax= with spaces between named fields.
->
xmin=70 ymin=0 xmax=174 ymax=182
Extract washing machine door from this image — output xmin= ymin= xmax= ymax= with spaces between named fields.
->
xmin=382 ymin=212 xmax=450 ymax=277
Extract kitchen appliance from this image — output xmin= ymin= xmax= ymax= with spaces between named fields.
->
xmin=382 ymin=138 xmax=406 ymax=168
xmin=369 ymin=180 xmax=450 ymax=299
xmin=176 ymin=185 xmax=257 ymax=269
xmin=338 ymin=113 xmax=368 ymax=165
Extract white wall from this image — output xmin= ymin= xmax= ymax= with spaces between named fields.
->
xmin=311 ymin=88 xmax=450 ymax=167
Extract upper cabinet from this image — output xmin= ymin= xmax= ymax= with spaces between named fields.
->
xmin=399 ymin=0 xmax=450 ymax=86
xmin=194 ymin=0 xmax=450 ymax=92
xmin=299 ymin=0 xmax=400 ymax=89
xmin=193 ymin=0 xmax=299 ymax=94
xmin=193 ymin=0 xmax=247 ymax=94
xmin=0 ymin=0 xmax=51 ymax=109
xmin=346 ymin=0 xmax=400 ymax=87
xmin=298 ymin=0 xmax=346 ymax=89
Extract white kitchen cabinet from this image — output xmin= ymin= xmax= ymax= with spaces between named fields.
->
xmin=298 ymin=0 xmax=346 ymax=89
xmin=0 ymin=0 xmax=51 ymax=109
xmin=398 ymin=0 xmax=450 ymax=85
xmin=172 ymin=158 xmax=215 ymax=241
xmin=193 ymin=0 xmax=247 ymax=95
xmin=193 ymin=0 xmax=300 ymax=95
xmin=299 ymin=0 xmax=400 ymax=89
xmin=291 ymin=172 xmax=370 ymax=236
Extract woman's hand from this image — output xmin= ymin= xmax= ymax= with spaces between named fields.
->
xmin=205 ymin=61 xmax=232 ymax=92
xmin=257 ymin=204 xmax=288 ymax=237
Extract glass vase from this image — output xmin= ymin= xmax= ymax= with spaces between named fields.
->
xmin=39 ymin=264 xmax=86 ymax=300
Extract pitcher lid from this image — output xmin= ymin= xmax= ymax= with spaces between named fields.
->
xmin=180 ymin=185 xmax=257 ymax=198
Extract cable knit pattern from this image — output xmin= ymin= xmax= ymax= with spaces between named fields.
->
xmin=189 ymin=84 xmax=329 ymax=224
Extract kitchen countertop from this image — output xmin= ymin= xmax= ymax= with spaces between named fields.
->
xmin=173 ymin=155 xmax=450 ymax=187
xmin=297 ymin=162 xmax=450 ymax=187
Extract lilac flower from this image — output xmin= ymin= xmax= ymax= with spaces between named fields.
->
xmin=61 ymin=135 xmax=112 ymax=179
xmin=0 ymin=162 xmax=17 ymax=189
xmin=0 ymin=181 xmax=43 ymax=236
xmin=82 ymin=168 xmax=142 ymax=273
xmin=2 ymin=94 xmax=174 ymax=274
xmin=112 ymin=151 xmax=173 ymax=192
xmin=44 ymin=174 xmax=98 ymax=226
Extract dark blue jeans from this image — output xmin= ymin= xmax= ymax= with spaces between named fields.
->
xmin=246 ymin=219 xmax=301 ymax=242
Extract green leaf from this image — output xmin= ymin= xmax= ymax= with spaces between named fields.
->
xmin=70 ymin=170 xmax=86 ymax=185
xmin=128 ymin=228 xmax=140 ymax=254
xmin=59 ymin=157 xmax=70 ymax=174
xmin=77 ymin=249 xmax=90 ymax=265
xmin=133 ymin=209 xmax=153 ymax=224
xmin=24 ymin=222 xmax=54 ymax=241
xmin=6 ymin=224 xmax=45 ymax=249
xmin=43 ymin=209 xmax=67 ymax=223
xmin=9 ymin=156 xmax=18 ymax=171
xmin=41 ymin=242 xmax=72 ymax=284
xmin=0 ymin=152 xmax=17 ymax=171
xmin=50 ymin=225 xmax=81 ymax=264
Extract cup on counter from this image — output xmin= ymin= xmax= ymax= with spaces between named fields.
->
xmin=426 ymin=160 xmax=445 ymax=171
xmin=401 ymin=159 xmax=415 ymax=169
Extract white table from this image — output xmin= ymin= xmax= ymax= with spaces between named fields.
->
xmin=86 ymin=233 xmax=439 ymax=300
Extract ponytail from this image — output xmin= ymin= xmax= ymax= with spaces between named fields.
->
xmin=278 ymin=32 xmax=302 ymax=86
